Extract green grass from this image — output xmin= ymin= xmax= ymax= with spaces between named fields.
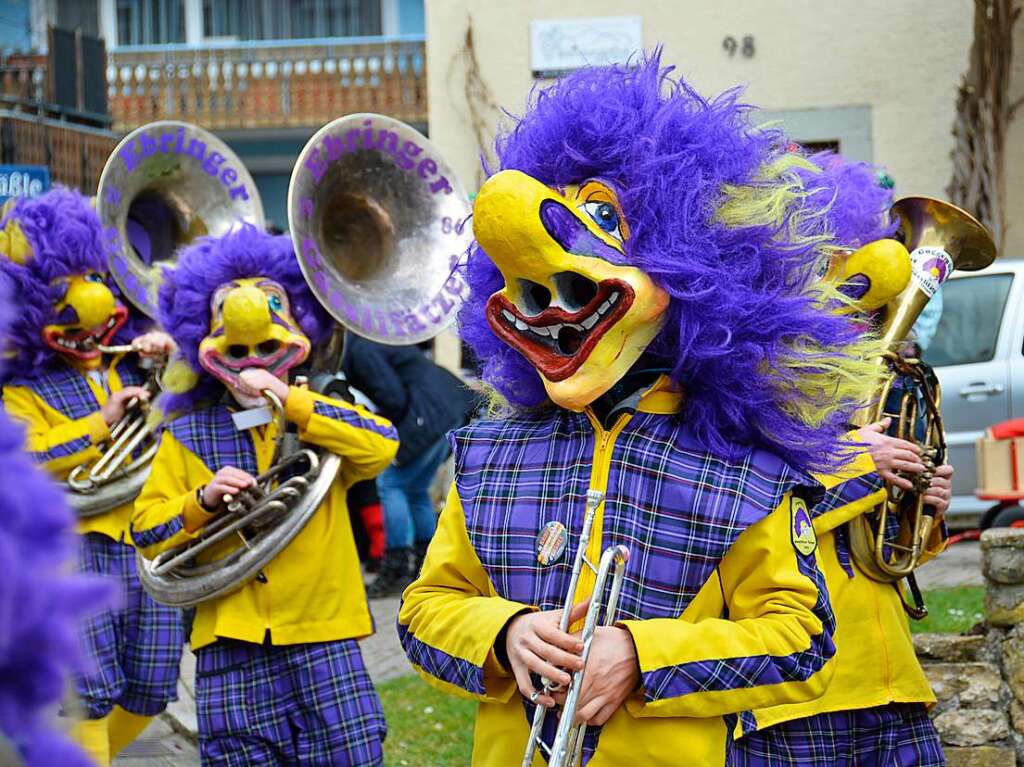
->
xmin=379 ymin=674 xmax=475 ymax=766
xmin=911 ymin=586 xmax=985 ymax=634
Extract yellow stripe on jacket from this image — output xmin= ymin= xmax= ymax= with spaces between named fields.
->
xmin=3 ymin=358 xmax=135 ymax=542
xmin=131 ymin=386 xmax=398 ymax=650
xmin=399 ymin=482 xmax=836 ymax=767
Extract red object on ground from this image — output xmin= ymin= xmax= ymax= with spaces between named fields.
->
xmin=947 ymin=530 xmax=982 ymax=545
xmin=989 ymin=418 xmax=1024 ymax=440
xmin=360 ymin=502 xmax=385 ymax=560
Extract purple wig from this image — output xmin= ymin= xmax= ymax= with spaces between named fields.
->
xmin=0 ymin=273 xmax=112 ymax=766
xmin=0 ymin=187 xmax=149 ymax=376
xmin=460 ymin=53 xmax=882 ymax=472
xmin=157 ymin=224 xmax=332 ymax=413
xmin=799 ymin=151 xmax=897 ymax=247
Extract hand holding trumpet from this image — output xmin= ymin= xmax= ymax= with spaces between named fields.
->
xmin=504 ymin=598 xmax=640 ymax=725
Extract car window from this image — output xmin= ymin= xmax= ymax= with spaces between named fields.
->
xmin=923 ymin=273 xmax=1013 ymax=367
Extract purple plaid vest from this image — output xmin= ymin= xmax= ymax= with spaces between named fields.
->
xmin=452 ymin=407 xmax=817 ymax=621
xmin=165 ymin=404 xmax=259 ymax=476
xmin=8 ymin=358 xmax=147 ymax=420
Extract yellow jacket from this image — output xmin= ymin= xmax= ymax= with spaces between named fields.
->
xmin=3 ymin=355 xmax=144 ymax=542
xmin=744 ymin=450 xmax=945 ymax=734
xmin=399 ymin=380 xmax=837 ymax=766
xmin=132 ymin=386 xmax=398 ymax=650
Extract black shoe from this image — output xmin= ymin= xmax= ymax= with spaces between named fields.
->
xmin=367 ymin=547 xmax=412 ymax=599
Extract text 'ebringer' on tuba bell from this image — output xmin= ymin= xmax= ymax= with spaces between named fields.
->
xmin=65 ymin=122 xmax=264 ymax=518
xmin=135 ymin=113 xmax=474 ymax=608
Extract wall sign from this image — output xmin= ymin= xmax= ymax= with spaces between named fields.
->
xmin=0 ymin=165 xmax=50 ymax=202
xmin=530 ymin=16 xmax=643 ymax=79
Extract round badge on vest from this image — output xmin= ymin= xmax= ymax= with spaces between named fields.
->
xmin=536 ymin=521 xmax=568 ymax=565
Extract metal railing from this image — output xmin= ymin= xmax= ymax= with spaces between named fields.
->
xmin=107 ymin=35 xmax=427 ymax=131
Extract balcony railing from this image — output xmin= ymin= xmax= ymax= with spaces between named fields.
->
xmin=0 ymin=53 xmax=116 ymax=193
xmin=107 ymin=35 xmax=427 ymax=132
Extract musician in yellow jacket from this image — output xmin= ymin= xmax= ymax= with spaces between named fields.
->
xmin=0 ymin=188 xmax=183 ymax=766
xmin=132 ymin=226 xmax=398 ymax=767
xmin=398 ymin=54 xmax=892 ymax=766
xmin=734 ymin=157 xmax=953 ymax=765
xmin=734 ymin=424 xmax=951 ymax=766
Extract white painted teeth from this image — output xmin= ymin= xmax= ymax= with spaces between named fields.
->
xmin=502 ymin=290 xmax=621 ymax=340
xmin=106 ymin=318 xmax=116 ymax=328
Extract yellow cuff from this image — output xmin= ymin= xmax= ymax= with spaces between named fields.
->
xmin=183 ymin=488 xmax=218 ymax=533
xmin=87 ymin=411 xmax=111 ymax=443
xmin=284 ymin=386 xmax=315 ymax=430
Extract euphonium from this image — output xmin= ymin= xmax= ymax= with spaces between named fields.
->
xmin=137 ymin=114 xmax=473 ymax=608
xmin=521 ymin=491 xmax=630 ymax=767
xmin=846 ymin=196 xmax=995 ymax=616
xmin=68 ymin=122 xmax=263 ymax=517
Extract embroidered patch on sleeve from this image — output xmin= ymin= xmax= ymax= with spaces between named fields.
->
xmin=790 ymin=496 xmax=817 ymax=556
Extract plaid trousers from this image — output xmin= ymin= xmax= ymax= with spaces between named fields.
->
xmin=733 ymin=703 xmax=945 ymax=766
xmin=195 ymin=638 xmax=386 ymax=767
xmin=76 ymin=533 xmax=185 ymax=719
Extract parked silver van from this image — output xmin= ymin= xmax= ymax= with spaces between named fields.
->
xmin=924 ymin=260 xmax=1023 ymax=527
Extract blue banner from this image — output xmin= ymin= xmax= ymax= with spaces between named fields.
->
xmin=0 ymin=165 xmax=50 ymax=202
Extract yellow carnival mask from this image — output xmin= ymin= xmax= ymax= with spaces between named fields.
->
xmin=43 ymin=272 xmax=129 ymax=368
xmin=198 ymin=278 xmax=311 ymax=392
xmin=473 ymin=170 xmax=669 ymax=410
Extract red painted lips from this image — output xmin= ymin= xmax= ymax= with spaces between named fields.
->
xmin=486 ymin=280 xmax=634 ymax=381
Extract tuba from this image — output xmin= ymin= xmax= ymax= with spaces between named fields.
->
xmin=847 ymin=197 xmax=995 ymax=616
xmin=136 ymin=114 xmax=473 ymax=608
xmin=67 ymin=122 xmax=264 ymax=517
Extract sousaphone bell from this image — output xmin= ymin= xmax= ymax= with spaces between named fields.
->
xmin=136 ymin=114 xmax=473 ymax=608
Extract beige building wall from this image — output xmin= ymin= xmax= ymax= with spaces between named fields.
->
xmin=427 ymin=0 xmax=982 ymax=224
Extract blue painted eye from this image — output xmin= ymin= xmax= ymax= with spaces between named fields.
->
xmin=580 ymin=201 xmax=623 ymax=241
xmin=85 ymin=273 xmax=105 ymax=283
xmin=268 ymin=294 xmax=283 ymax=313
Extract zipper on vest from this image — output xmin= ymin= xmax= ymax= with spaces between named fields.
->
xmin=569 ymin=410 xmax=631 ymax=631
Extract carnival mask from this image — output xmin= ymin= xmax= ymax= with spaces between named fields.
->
xmin=198 ymin=278 xmax=311 ymax=407
xmin=474 ymin=169 xmax=669 ymax=410
xmin=43 ymin=272 xmax=129 ymax=369
xmin=822 ymin=239 xmax=911 ymax=312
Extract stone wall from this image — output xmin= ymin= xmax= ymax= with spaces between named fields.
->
xmin=914 ymin=528 xmax=1024 ymax=767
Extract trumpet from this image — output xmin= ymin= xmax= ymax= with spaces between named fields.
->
xmin=522 ymin=490 xmax=630 ymax=767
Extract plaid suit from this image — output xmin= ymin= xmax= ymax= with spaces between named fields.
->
xmin=399 ymin=378 xmax=839 ymax=767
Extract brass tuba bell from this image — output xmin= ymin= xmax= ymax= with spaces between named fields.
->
xmin=135 ymin=114 xmax=474 ymax=608
xmin=65 ymin=122 xmax=264 ymax=518
xmin=847 ymin=196 xmax=995 ymax=615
